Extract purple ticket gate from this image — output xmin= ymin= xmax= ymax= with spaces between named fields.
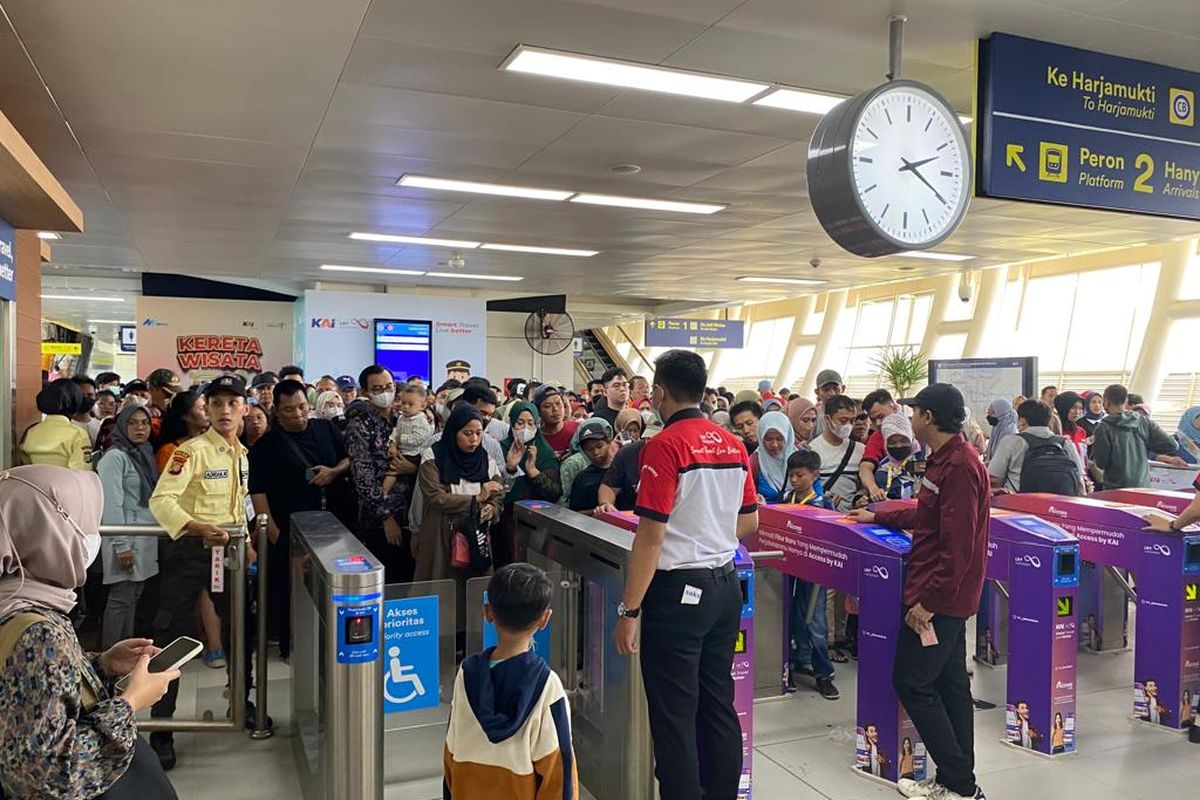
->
xmin=994 ymin=493 xmax=1200 ymax=731
xmin=598 ymin=510 xmax=755 ymax=799
xmin=874 ymin=500 xmax=1081 ymax=756
xmin=1094 ymin=487 xmax=1194 ymax=517
xmin=748 ymin=504 xmax=924 ymax=784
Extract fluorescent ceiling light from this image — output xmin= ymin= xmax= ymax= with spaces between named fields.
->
xmin=41 ymin=294 xmax=124 ymax=302
xmin=753 ymin=88 xmax=846 ymax=114
xmin=37 ymin=231 xmax=61 ymax=240
xmin=321 ymin=265 xmax=427 ymax=276
xmin=88 ymin=319 xmax=136 ymax=324
xmin=736 ymin=276 xmax=827 ymax=286
xmin=570 ymin=193 xmax=725 ymax=215
xmin=480 ymin=243 xmax=598 ymax=257
xmin=348 ymin=232 xmax=482 ymax=249
xmin=424 ymin=272 xmax=524 ymax=282
xmin=501 ymin=45 xmax=770 ymax=103
xmin=398 ymin=174 xmax=572 ymax=201
xmin=895 ymin=250 xmax=976 ymax=262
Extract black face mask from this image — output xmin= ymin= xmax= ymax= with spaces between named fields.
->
xmin=986 ymin=414 xmax=999 ymax=427
xmin=887 ymin=446 xmax=912 ymax=462
xmin=79 ymin=396 xmax=97 ymax=415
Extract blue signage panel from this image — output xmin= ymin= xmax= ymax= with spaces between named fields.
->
xmin=336 ymin=602 xmax=380 ymax=665
xmin=978 ymin=33 xmax=1200 ymax=220
xmin=383 ymin=595 xmax=440 ymax=713
xmin=0 ymin=218 xmax=13 ymax=302
xmin=645 ymin=318 xmax=744 ymax=349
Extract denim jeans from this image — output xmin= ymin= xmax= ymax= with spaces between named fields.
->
xmin=789 ymin=577 xmax=834 ymax=679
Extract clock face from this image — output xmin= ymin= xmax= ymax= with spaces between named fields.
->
xmin=850 ymin=85 xmax=970 ymax=247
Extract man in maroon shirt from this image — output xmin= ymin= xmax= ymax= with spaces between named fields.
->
xmin=848 ymin=383 xmax=989 ymax=800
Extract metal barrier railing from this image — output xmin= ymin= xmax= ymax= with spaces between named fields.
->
xmin=97 ymin=514 xmax=272 ymax=738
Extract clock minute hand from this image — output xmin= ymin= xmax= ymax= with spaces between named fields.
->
xmin=899 ymin=155 xmax=939 ymax=173
xmin=899 ymin=157 xmax=947 ymax=205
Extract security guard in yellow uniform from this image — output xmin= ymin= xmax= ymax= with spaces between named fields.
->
xmin=20 ymin=378 xmax=92 ymax=469
xmin=147 ymin=374 xmax=249 ymax=771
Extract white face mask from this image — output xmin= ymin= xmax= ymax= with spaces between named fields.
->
xmin=83 ymin=533 xmax=101 ymax=568
xmin=319 ymin=405 xmax=343 ymax=420
xmin=832 ymin=423 xmax=853 ymax=441
xmin=369 ymin=391 xmax=394 ymax=409
xmin=517 ymin=426 xmax=537 ymax=444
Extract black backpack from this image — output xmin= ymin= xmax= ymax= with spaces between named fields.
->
xmin=1017 ymin=432 xmax=1081 ymax=495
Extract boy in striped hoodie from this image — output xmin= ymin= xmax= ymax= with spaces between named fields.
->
xmin=444 ymin=563 xmax=577 ymax=800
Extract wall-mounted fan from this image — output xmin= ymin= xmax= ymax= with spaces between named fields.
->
xmin=524 ymin=308 xmax=575 ymax=355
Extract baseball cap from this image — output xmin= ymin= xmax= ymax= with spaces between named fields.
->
xmin=203 ymin=374 xmax=247 ymax=398
xmin=532 ymin=385 xmax=561 ymax=409
xmin=336 ymin=375 xmax=357 ymax=391
xmin=445 ymin=387 xmax=465 ymax=407
xmin=146 ymin=368 xmax=181 ymax=395
xmin=815 ymin=369 xmax=843 ymax=388
xmin=576 ymin=418 xmax=613 ymax=446
xmin=757 ymin=379 xmax=773 ymax=392
xmin=899 ymin=383 xmax=966 ymax=431
xmin=250 ymin=371 xmax=278 ymax=389
xmin=123 ymin=379 xmax=149 ymax=395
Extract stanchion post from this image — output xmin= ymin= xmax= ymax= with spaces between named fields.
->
xmin=251 ymin=513 xmax=273 ymax=739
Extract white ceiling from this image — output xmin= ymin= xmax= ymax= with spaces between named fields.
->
xmin=3 ymin=0 xmax=1199 ymax=327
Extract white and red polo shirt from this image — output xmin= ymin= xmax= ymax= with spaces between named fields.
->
xmin=635 ymin=408 xmax=757 ymax=570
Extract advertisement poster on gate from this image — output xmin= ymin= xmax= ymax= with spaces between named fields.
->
xmin=383 ymin=595 xmax=440 ymax=714
xmin=136 ymin=296 xmax=293 ymax=387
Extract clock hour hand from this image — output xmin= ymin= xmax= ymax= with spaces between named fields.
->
xmin=899 ymin=157 xmax=947 ymax=205
xmin=898 ymin=155 xmax=939 ymax=173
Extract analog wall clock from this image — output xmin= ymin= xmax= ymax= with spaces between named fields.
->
xmin=808 ymin=80 xmax=972 ymax=257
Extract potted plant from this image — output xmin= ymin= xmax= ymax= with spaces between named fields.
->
xmin=871 ymin=346 xmax=928 ymax=398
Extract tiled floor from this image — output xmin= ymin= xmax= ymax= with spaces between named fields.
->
xmin=165 ymin=644 xmax=1193 ymax=800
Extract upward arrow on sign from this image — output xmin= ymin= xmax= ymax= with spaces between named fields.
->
xmin=1006 ymin=144 xmax=1026 ymax=172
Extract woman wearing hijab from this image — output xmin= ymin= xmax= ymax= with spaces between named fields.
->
xmin=415 ymin=405 xmax=504 ymax=587
xmin=1080 ymin=391 xmax=1106 ymax=436
xmin=614 ymin=407 xmax=644 ymax=443
xmin=712 ymin=409 xmax=732 ymax=431
xmin=786 ymin=398 xmax=818 ymax=446
xmin=1174 ymin=406 xmax=1200 ymax=464
xmin=97 ymin=406 xmax=160 ymax=650
xmin=985 ymin=398 xmax=1019 ymax=463
xmin=496 ymin=402 xmax=562 ymax=566
xmin=751 ymin=411 xmax=797 ymax=504
xmin=20 ymin=378 xmax=93 ymax=470
xmin=0 ymin=465 xmax=179 ymax=799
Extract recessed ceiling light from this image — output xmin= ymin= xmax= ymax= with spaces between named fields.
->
xmin=37 ymin=231 xmax=61 ymax=240
xmin=570 ymin=193 xmax=725 ymax=215
xmin=753 ymin=88 xmax=846 ymax=114
xmin=895 ymin=250 xmax=976 ymax=262
xmin=424 ymin=272 xmax=524 ymax=282
xmin=609 ymin=164 xmax=642 ymax=174
xmin=735 ymin=276 xmax=827 ymax=286
xmin=501 ymin=45 xmax=770 ymax=103
xmin=88 ymin=319 xmax=137 ymax=324
xmin=41 ymin=294 xmax=124 ymax=302
xmin=320 ymin=265 xmax=427 ymax=276
xmin=349 ymin=232 xmax=482 ymax=249
xmin=480 ymin=243 xmax=598 ymax=257
xmin=397 ymin=174 xmax=573 ymax=201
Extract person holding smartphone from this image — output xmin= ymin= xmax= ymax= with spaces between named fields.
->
xmin=0 ymin=465 xmax=179 ymax=799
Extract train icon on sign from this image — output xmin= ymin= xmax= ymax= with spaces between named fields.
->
xmin=1038 ymin=142 xmax=1068 ymax=184
xmin=1170 ymin=87 xmax=1194 ymax=127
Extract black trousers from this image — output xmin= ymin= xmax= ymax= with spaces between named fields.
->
xmin=266 ymin=529 xmax=290 ymax=657
xmin=892 ymin=611 xmax=976 ymax=796
xmin=639 ymin=563 xmax=743 ymax=800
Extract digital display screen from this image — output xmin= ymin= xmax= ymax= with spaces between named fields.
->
xmin=373 ymin=319 xmax=432 ymax=382
xmin=345 ymin=615 xmax=373 ymax=644
xmin=739 ymin=576 xmax=749 ymax=607
xmin=1057 ymin=550 xmax=1077 ymax=577
xmin=1187 ymin=541 xmax=1200 ymax=566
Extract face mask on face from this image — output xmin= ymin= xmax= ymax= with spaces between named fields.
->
xmin=319 ymin=405 xmax=343 ymax=420
xmin=640 ymin=410 xmax=653 ymax=426
xmin=986 ymin=414 xmax=999 ymax=427
xmin=832 ymin=423 xmax=852 ymax=441
xmin=887 ymin=446 xmax=912 ymax=462
xmin=370 ymin=391 xmax=394 ymax=409
xmin=518 ymin=427 xmax=536 ymax=444
xmin=435 ymin=401 xmax=448 ymax=420
xmin=78 ymin=397 xmax=96 ymax=415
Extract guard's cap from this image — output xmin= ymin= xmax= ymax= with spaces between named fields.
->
xmin=203 ymin=374 xmax=247 ymax=398
xmin=446 ymin=359 xmax=471 ymax=372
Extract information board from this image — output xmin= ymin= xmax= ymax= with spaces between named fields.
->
xmin=373 ymin=319 xmax=433 ymax=383
xmin=928 ymin=357 xmax=1037 ymax=430
xmin=119 ymin=325 xmax=137 ymax=353
xmin=978 ymin=33 xmax=1200 ymax=220
xmin=0 ymin=219 xmax=12 ymax=302
xmin=645 ymin=318 xmax=744 ymax=349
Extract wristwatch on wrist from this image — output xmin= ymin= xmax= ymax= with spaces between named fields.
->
xmin=617 ymin=602 xmax=641 ymax=619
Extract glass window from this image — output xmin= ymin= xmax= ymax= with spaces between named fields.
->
xmin=719 ymin=317 xmax=794 ymax=379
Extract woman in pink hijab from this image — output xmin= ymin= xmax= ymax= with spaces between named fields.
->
xmin=786 ymin=398 xmax=819 ymax=446
xmin=0 ymin=465 xmax=179 ymax=799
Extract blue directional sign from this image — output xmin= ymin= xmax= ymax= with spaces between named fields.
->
xmin=645 ymin=318 xmax=744 ymax=349
xmin=978 ymin=33 xmax=1200 ymax=220
xmin=382 ymin=595 xmax=440 ymax=713
xmin=0 ymin=218 xmax=13 ymax=302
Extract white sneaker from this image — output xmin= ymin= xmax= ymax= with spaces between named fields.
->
xmin=897 ymin=777 xmax=937 ymax=798
xmin=927 ymin=785 xmax=986 ymax=800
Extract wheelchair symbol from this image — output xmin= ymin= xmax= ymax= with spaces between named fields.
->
xmin=383 ymin=646 xmax=426 ymax=705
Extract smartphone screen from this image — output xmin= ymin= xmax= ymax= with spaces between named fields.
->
xmin=149 ymin=637 xmax=203 ymax=673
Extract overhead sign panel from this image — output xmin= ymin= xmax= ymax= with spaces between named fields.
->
xmin=644 ymin=318 xmax=744 ymax=349
xmin=978 ymin=33 xmax=1200 ymax=220
xmin=0 ymin=219 xmax=12 ymax=302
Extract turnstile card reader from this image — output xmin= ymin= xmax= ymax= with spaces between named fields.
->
xmin=993 ymin=494 xmax=1200 ymax=730
xmin=1094 ymin=487 xmax=1194 ymax=517
xmin=749 ymin=504 xmax=924 ymax=783
xmin=598 ymin=509 xmax=755 ymax=800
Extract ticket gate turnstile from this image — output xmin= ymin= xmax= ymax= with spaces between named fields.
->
xmin=994 ymin=493 xmax=1200 ymax=730
xmin=749 ymin=504 xmax=921 ymax=783
xmin=1094 ymin=487 xmax=1194 ymax=516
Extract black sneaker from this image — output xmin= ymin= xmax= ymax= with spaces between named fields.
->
xmin=815 ymin=677 xmax=840 ymax=700
xmin=149 ymin=734 xmax=176 ymax=771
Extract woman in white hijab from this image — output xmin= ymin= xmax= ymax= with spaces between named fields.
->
xmin=0 ymin=465 xmax=179 ymax=799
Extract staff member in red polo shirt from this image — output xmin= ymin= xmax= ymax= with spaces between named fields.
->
xmin=848 ymin=383 xmax=989 ymax=800
xmin=612 ymin=349 xmax=758 ymax=800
